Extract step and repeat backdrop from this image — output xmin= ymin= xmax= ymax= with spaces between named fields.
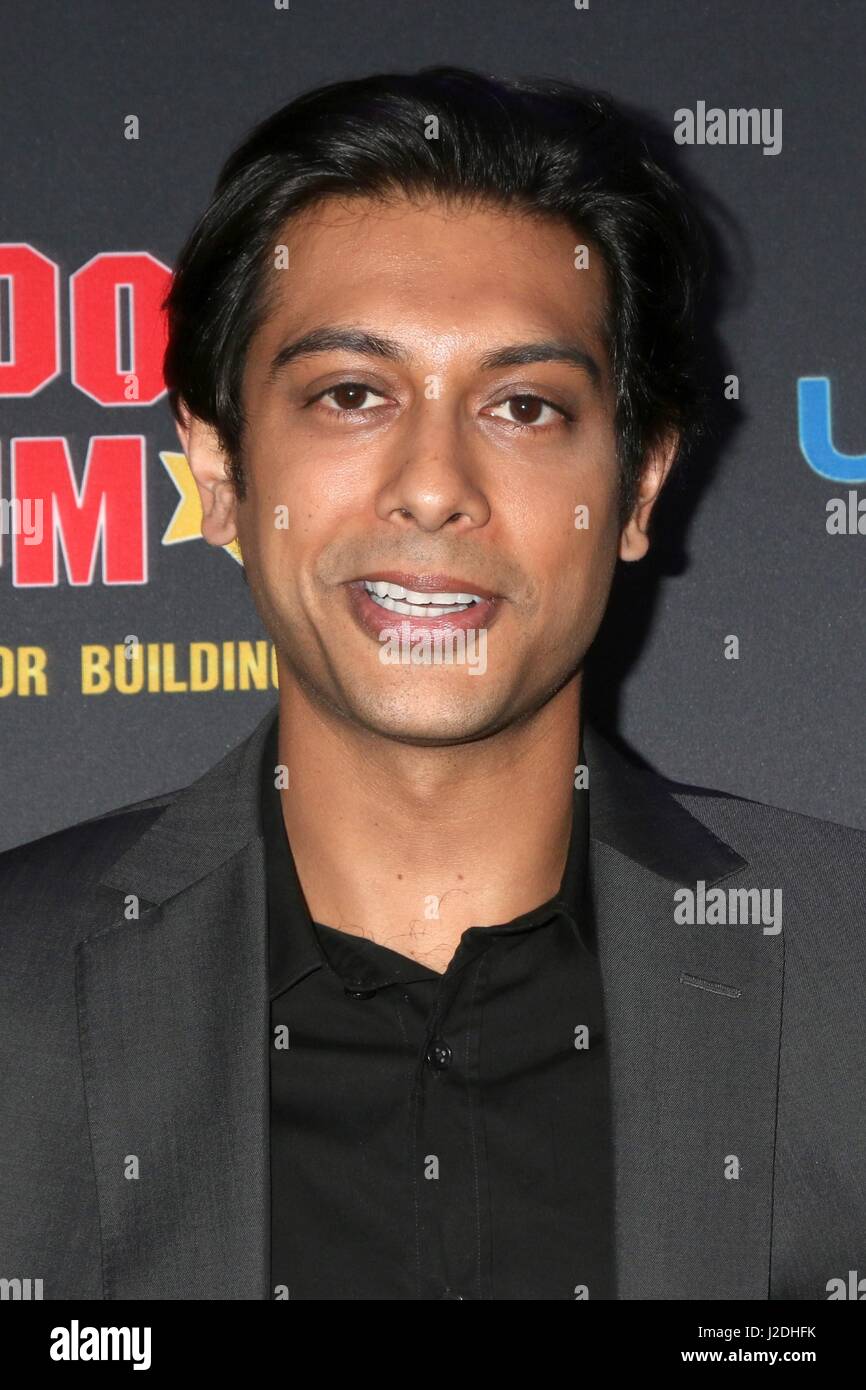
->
xmin=1 ymin=0 xmax=863 ymax=851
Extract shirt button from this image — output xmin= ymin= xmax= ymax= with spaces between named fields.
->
xmin=425 ymin=1036 xmax=452 ymax=1070
xmin=344 ymin=982 xmax=377 ymax=999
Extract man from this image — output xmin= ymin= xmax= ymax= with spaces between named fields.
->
xmin=0 ymin=67 xmax=863 ymax=1302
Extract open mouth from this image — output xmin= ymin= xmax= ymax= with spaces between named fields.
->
xmin=344 ymin=572 xmax=501 ymax=641
xmin=362 ymin=579 xmax=482 ymax=618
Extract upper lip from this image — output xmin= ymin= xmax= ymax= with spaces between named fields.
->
xmin=350 ymin=571 xmax=498 ymax=600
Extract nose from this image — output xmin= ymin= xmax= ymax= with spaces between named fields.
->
xmin=374 ymin=404 xmax=491 ymax=533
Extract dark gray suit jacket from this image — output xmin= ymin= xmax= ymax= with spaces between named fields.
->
xmin=1 ymin=706 xmax=863 ymax=1300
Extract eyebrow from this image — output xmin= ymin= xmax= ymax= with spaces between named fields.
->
xmin=266 ymin=325 xmax=603 ymax=390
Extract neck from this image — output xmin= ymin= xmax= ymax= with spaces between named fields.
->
xmin=274 ymin=668 xmax=583 ymax=973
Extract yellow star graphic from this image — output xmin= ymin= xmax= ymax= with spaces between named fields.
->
xmin=160 ymin=451 xmax=243 ymax=565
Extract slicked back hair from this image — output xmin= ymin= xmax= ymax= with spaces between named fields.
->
xmin=163 ymin=65 xmax=711 ymax=519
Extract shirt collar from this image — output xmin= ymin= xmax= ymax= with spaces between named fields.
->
xmin=262 ymin=717 xmax=591 ymax=1001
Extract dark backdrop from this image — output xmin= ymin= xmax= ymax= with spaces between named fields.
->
xmin=1 ymin=0 xmax=863 ymax=851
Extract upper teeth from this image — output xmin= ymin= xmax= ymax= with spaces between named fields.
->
xmin=363 ymin=579 xmax=482 ymax=617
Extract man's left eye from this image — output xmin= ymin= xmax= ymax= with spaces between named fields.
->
xmin=488 ymin=394 xmax=564 ymax=427
xmin=320 ymin=383 xmax=387 ymax=411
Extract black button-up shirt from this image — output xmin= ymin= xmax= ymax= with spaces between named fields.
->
xmin=263 ymin=720 xmax=614 ymax=1300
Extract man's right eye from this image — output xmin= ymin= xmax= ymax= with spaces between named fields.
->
xmin=311 ymin=383 xmax=389 ymax=412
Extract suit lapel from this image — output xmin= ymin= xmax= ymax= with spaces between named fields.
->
xmin=76 ymin=708 xmax=278 ymax=1299
xmin=583 ymin=728 xmax=784 ymax=1299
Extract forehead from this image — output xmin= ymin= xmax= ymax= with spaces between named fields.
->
xmin=248 ymin=193 xmax=610 ymax=368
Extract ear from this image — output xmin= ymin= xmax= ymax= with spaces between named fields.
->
xmin=618 ymin=431 xmax=679 ymax=562
xmin=174 ymin=400 xmax=239 ymax=548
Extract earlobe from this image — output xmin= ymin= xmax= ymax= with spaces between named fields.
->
xmin=618 ymin=432 xmax=679 ymax=563
xmin=200 ymin=479 xmax=239 ymax=548
xmin=619 ymin=515 xmax=651 ymax=562
xmin=179 ymin=409 xmax=240 ymax=548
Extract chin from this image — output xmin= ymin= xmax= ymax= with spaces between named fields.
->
xmin=347 ymin=690 xmax=508 ymax=746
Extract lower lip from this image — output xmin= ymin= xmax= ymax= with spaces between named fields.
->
xmin=345 ymin=582 xmax=500 ymax=641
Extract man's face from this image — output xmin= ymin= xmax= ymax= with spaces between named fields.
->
xmin=199 ymin=194 xmax=663 ymax=744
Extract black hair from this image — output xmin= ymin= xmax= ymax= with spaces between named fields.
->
xmin=163 ymin=65 xmax=711 ymax=519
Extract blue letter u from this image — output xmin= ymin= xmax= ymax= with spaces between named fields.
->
xmin=798 ymin=377 xmax=866 ymax=482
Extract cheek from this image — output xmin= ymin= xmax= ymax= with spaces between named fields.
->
xmin=518 ymin=469 xmax=621 ymax=608
xmin=238 ymin=440 xmax=321 ymax=557
xmin=574 ymin=497 xmax=621 ymax=607
xmin=548 ymin=535 xmax=618 ymax=632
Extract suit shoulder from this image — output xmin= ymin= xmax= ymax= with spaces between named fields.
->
xmin=664 ymin=771 xmax=864 ymax=851
xmin=661 ymin=771 xmax=864 ymax=912
xmin=0 ymin=787 xmax=182 ymax=941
